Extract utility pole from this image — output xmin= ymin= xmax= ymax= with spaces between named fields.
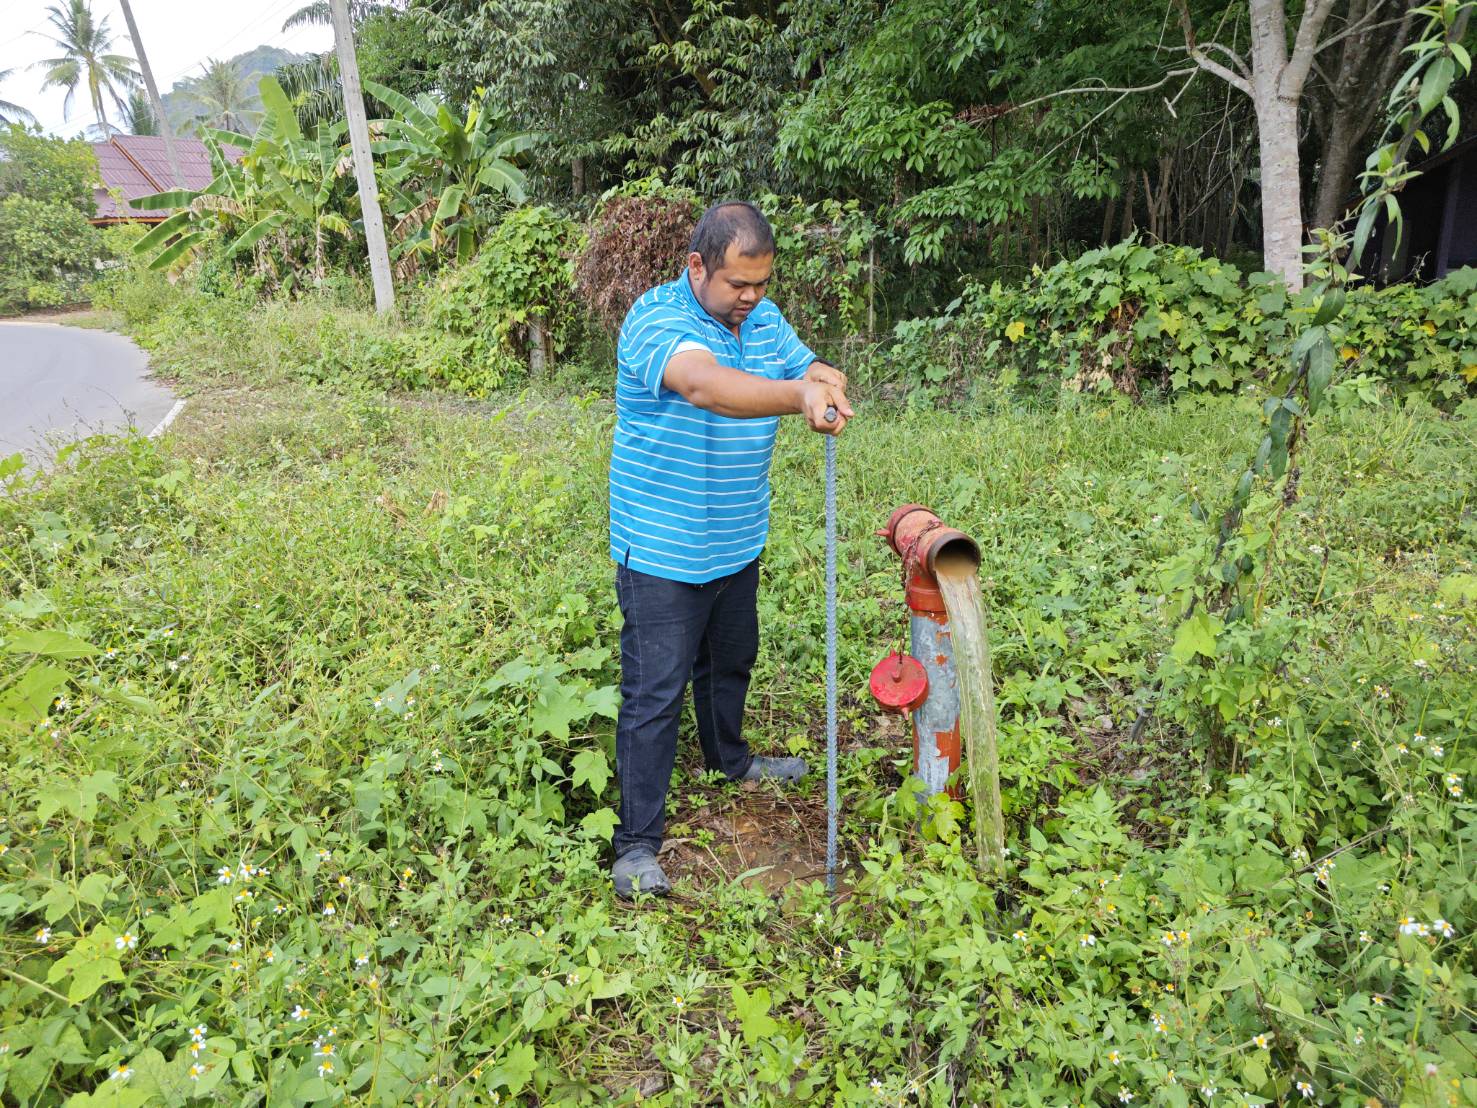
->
xmin=118 ymin=0 xmax=183 ymax=187
xmin=329 ymin=0 xmax=395 ymax=314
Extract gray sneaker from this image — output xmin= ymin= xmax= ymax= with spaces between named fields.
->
xmin=741 ymin=755 xmax=807 ymax=784
xmin=612 ymin=848 xmax=671 ymax=899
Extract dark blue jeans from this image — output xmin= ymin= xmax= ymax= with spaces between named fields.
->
xmin=612 ymin=558 xmax=760 ymax=859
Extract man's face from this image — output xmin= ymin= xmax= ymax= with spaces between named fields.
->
xmin=688 ymin=243 xmax=773 ymax=329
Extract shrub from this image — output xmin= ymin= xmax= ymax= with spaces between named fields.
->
xmin=888 ymin=240 xmax=1477 ymax=402
xmin=573 ymin=182 xmax=700 ymax=332
xmin=0 ymin=123 xmax=98 ymax=214
xmin=758 ymin=193 xmax=881 ymax=350
xmin=426 ymin=205 xmax=584 ymax=393
xmin=0 ymin=195 xmax=101 ymax=314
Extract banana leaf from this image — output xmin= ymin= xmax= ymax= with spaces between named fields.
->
xmin=225 ymin=211 xmax=289 ymax=257
xmin=363 ymin=80 xmax=438 ymax=135
xmin=477 ymin=160 xmax=526 ymax=203
xmin=432 ymin=184 xmax=465 ymax=229
xmin=258 ymin=76 xmax=304 ymax=144
xmin=129 ymin=189 xmax=201 ymax=211
xmin=148 ymin=232 xmax=206 ymax=271
xmin=132 ymin=210 xmax=195 ymax=255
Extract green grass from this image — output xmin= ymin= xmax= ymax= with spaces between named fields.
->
xmin=2 ymin=345 xmax=1474 ymax=1103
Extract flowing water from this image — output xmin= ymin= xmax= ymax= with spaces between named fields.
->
xmin=935 ymin=550 xmax=1004 ymax=873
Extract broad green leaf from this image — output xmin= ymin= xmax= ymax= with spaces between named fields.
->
xmin=257 ymin=75 xmax=302 ymax=142
xmin=580 ymin=807 xmax=618 ymax=841
xmin=1311 ymin=287 xmax=1345 ymax=326
xmin=132 ymin=210 xmax=195 ymax=255
xmin=4 ymin=591 xmax=58 ymax=619
xmin=0 ymin=662 xmax=70 ymax=727
xmin=148 ymin=232 xmax=206 ymax=271
xmin=363 ymin=79 xmax=438 ymax=134
xmin=127 ymin=189 xmax=198 ymax=211
xmin=584 ymin=684 xmax=620 ymax=719
xmin=530 ymin=682 xmax=584 ymax=741
xmin=4 ymin=629 xmax=95 ymax=658
xmin=1418 ymin=56 xmax=1454 ymax=118
xmin=432 ymin=184 xmax=465 ymax=228
xmin=570 ymin=749 xmax=611 ymax=796
xmin=1170 ymin=610 xmax=1220 ymax=663
xmin=47 ymin=925 xmax=124 ymax=1002
xmin=1306 ymin=334 xmax=1334 ymax=413
xmin=487 ymin=1041 xmax=536 ymax=1095
xmin=225 ymin=212 xmax=289 ymax=258
xmin=731 ymin=984 xmax=780 ymax=1044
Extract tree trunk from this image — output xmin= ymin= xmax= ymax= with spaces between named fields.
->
xmin=1248 ymin=0 xmax=1304 ymax=290
xmin=528 ymin=316 xmax=550 ymax=376
xmin=119 ymin=0 xmax=183 ymax=187
xmin=1310 ymin=108 xmax=1366 ymax=232
xmin=571 ymin=156 xmax=585 ymax=197
xmin=330 ymin=0 xmax=396 ymax=315
xmin=1119 ymin=174 xmax=1138 ymax=240
xmin=1253 ymin=95 xmax=1304 ymax=290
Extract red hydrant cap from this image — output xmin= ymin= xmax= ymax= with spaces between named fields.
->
xmin=869 ymin=653 xmax=929 ymax=713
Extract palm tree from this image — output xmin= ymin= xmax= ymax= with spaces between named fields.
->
xmin=31 ymin=0 xmax=139 ymax=136
xmin=282 ymin=0 xmax=389 ymax=31
xmin=275 ymin=53 xmax=342 ymax=134
xmin=192 ymin=58 xmax=261 ymax=134
xmin=1 ymin=69 xmax=36 ymax=124
xmin=122 ymin=89 xmax=157 ymax=135
xmin=0 ymin=70 xmax=36 ymax=124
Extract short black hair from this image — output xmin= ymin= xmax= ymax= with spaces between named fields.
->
xmin=688 ymin=201 xmax=775 ymax=273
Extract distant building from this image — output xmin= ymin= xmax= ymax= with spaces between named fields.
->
xmin=1359 ymin=134 xmax=1477 ymax=284
xmin=90 ymin=135 xmax=244 ymax=225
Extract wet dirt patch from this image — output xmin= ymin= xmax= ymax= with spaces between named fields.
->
xmin=660 ymin=782 xmax=833 ymax=896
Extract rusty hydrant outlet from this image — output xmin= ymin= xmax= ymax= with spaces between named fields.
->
xmin=873 ymin=505 xmax=981 ymax=798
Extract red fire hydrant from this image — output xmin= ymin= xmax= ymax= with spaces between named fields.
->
xmin=870 ymin=505 xmax=981 ymax=798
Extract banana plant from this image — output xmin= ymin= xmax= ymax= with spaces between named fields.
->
xmin=131 ymin=76 xmax=352 ymax=279
xmin=363 ymin=79 xmax=531 ymax=267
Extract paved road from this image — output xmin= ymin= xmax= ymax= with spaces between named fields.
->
xmin=0 ymin=322 xmax=178 ymax=469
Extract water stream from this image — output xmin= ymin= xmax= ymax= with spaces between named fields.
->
xmin=935 ymin=551 xmax=1004 ymax=873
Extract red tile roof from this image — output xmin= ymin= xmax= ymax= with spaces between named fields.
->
xmin=91 ymin=135 xmax=244 ymax=222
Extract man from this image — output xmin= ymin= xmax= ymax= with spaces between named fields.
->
xmin=608 ymin=200 xmax=853 ymax=898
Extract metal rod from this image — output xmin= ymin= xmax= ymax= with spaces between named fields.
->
xmin=825 ymin=430 xmax=838 ymax=893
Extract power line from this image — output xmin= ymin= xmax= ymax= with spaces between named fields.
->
xmin=0 ymin=20 xmax=53 ymax=54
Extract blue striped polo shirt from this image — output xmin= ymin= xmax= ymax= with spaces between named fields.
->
xmin=610 ymin=270 xmax=817 ymax=583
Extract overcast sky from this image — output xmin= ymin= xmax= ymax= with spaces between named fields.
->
xmin=0 ymin=0 xmax=334 ymax=137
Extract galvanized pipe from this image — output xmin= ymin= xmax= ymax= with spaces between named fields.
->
xmin=877 ymin=506 xmax=981 ymax=798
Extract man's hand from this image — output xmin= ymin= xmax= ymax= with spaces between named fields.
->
xmin=804 ymin=361 xmax=848 ymax=392
xmin=801 ymin=380 xmax=852 ymax=435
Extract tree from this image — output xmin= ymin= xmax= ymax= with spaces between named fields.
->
xmin=1176 ymin=0 xmax=1347 ymax=290
xmin=0 ymin=194 xmax=100 ymax=312
xmin=1305 ymin=0 xmax=1420 ymax=233
xmin=193 ymin=58 xmax=261 ymax=134
xmin=0 ymin=124 xmax=98 ymax=214
xmin=365 ymin=80 xmax=529 ymax=266
xmin=275 ymin=53 xmax=342 ymax=134
xmin=119 ymin=0 xmax=183 ymax=185
xmin=121 ymin=89 xmax=157 ymax=135
xmin=31 ymin=0 xmax=139 ymax=137
xmin=421 ymin=0 xmax=796 ymax=200
xmin=283 ymin=0 xmax=391 ymax=31
xmin=0 ymin=70 xmax=36 ymax=125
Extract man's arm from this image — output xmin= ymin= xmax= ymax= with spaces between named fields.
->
xmin=664 ymin=349 xmax=853 ymax=434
